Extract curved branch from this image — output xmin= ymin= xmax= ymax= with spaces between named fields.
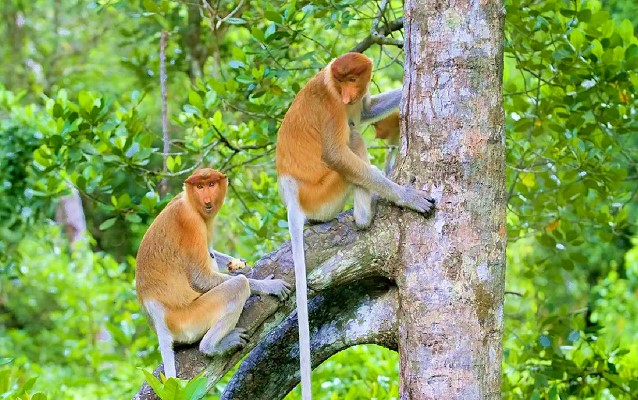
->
xmin=222 ymin=280 xmax=398 ymax=400
xmin=133 ymin=209 xmax=401 ymax=400
xmin=351 ymin=18 xmax=404 ymax=53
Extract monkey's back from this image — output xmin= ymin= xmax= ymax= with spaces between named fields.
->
xmin=135 ymin=198 xmax=203 ymax=309
xmin=276 ymin=70 xmax=351 ymax=214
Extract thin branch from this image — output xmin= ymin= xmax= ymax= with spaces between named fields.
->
xmin=351 ymin=17 xmax=404 ymax=53
xmin=159 ymin=31 xmax=170 ymax=197
xmin=215 ymin=0 xmax=244 ymax=29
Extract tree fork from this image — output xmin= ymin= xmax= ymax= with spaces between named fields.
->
xmin=223 ymin=279 xmax=398 ymax=400
xmin=134 ymin=210 xmax=401 ymax=400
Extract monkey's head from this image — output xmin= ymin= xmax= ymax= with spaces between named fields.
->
xmin=374 ymin=112 xmax=400 ymax=145
xmin=184 ymin=168 xmax=228 ymax=218
xmin=329 ymin=52 xmax=372 ymax=105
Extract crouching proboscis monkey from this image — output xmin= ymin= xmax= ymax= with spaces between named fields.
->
xmin=276 ymin=52 xmax=435 ymax=400
xmin=135 ymin=168 xmax=291 ymax=378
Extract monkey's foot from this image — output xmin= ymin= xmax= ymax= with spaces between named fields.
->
xmin=208 ymin=328 xmax=249 ymax=355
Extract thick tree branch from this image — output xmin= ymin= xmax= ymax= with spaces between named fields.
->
xmin=222 ymin=280 xmax=398 ymax=400
xmin=134 ymin=208 xmax=401 ymax=400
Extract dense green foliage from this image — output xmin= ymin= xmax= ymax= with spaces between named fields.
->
xmin=0 ymin=0 xmax=636 ymax=399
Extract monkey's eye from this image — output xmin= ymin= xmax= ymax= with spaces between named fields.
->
xmin=197 ymin=184 xmax=204 ymax=189
xmin=209 ymin=181 xmax=216 ymax=187
xmin=348 ymin=76 xmax=357 ymax=83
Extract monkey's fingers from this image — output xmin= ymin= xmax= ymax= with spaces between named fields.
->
xmin=401 ymin=188 xmax=436 ymax=214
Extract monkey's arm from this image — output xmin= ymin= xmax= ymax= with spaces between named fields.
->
xmin=322 ymin=129 xmax=402 ymax=202
xmin=211 ymin=250 xmax=290 ymax=300
xmin=188 ymin=259 xmax=230 ymax=293
xmin=360 ymin=88 xmax=401 ymax=124
xmin=322 ymin=128 xmax=434 ymax=214
xmin=210 ymin=250 xmax=249 ymax=273
xmin=210 ymin=250 xmax=233 ymax=266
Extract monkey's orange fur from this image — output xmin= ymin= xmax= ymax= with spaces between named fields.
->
xmin=135 ymin=168 xmax=240 ymax=339
xmin=374 ymin=111 xmax=400 ymax=145
xmin=276 ymin=52 xmax=372 ymax=214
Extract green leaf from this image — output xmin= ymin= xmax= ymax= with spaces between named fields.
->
xmin=213 ymin=110 xmax=223 ymax=127
xmin=126 ymin=213 xmax=142 ymax=224
xmin=167 ymin=155 xmax=175 ymax=172
xmin=99 ymin=217 xmax=118 ymax=231
xmin=225 ymin=17 xmax=246 ymax=25
xmin=142 ymin=0 xmax=161 ymax=13
xmin=188 ymin=91 xmax=204 ymax=111
xmin=264 ymin=11 xmax=282 ymax=24
xmin=228 ymin=60 xmax=245 ymax=69
xmin=520 ymin=172 xmax=536 ymax=188
xmin=264 ymin=23 xmax=276 ymax=40
xmin=162 ymin=377 xmax=181 ymax=400
xmin=183 ymin=376 xmax=208 ymax=400
xmin=142 ymin=369 xmax=166 ymax=398
xmin=118 ymin=193 xmax=131 ymax=208
xmin=78 ymin=91 xmax=93 ymax=113
xmin=21 ymin=376 xmax=38 ymax=393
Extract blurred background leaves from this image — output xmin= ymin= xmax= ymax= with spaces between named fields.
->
xmin=0 ymin=0 xmax=637 ymax=398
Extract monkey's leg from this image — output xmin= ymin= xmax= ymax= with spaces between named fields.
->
xmin=144 ymin=300 xmax=177 ymax=378
xmin=350 ymin=131 xmax=375 ymax=229
xmin=197 ymin=275 xmax=251 ymax=355
xmin=166 ymin=275 xmax=251 ymax=354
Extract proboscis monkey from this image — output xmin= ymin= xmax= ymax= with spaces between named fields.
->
xmin=275 ymin=52 xmax=435 ymax=400
xmin=374 ymin=111 xmax=400 ymax=174
xmin=135 ymin=168 xmax=291 ymax=379
xmin=374 ymin=111 xmax=400 ymax=145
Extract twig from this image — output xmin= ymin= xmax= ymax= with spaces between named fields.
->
xmin=159 ymin=31 xmax=170 ymax=197
xmin=351 ymin=17 xmax=404 ymax=53
xmin=216 ymin=0 xmax=244 ymax=29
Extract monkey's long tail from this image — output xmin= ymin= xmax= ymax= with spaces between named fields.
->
xmin=289 ymin=208 xmax=313 ymax=400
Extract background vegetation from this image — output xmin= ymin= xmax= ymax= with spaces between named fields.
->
xmin=0 ymin=0 xmax=637 ymax=398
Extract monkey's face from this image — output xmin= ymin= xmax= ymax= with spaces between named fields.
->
xmin=185 ymin=168 xmax=228 ymax=217
xmin=330 ymin=52 xmax=373 ymax=105
xmin=337 ymin=77 xmax=370 ymax=105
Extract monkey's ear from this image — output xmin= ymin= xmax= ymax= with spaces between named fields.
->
xmin=184 ymin=175 xmax=196 ymax=185
xmin=220 ymin=173 xmax=227 ymax=180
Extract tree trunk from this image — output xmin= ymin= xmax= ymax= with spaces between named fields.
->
xmin=397 ymin=0 xmax=506 ymax=398
xmin=55 ymin=185 xmax=87 ymax=248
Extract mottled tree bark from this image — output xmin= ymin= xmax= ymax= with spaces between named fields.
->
xmin=397 ymin=0 xmax=506 ymax=398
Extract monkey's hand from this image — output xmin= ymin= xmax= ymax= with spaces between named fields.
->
xmin=250 ymin=275 xmax=292 ymax=301
xmin=398 ymin=187 xmax=436 ymax=214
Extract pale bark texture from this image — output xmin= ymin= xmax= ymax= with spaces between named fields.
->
xmin=134 ymin=0 xmax=505 ymax=397
xmin=398 ymin=0 xmax=506 ymax=398
xmin=55 ymin=185 xmax=87 ymax=247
